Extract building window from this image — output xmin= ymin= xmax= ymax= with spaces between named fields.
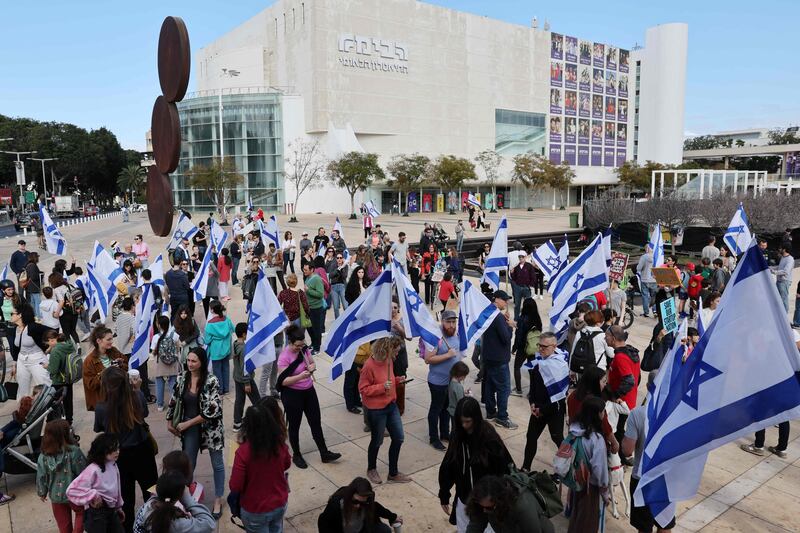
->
xmin=494 ymin=109 xmax=546 ymax=156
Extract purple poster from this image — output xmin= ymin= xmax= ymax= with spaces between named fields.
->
xmin=592 ymin=95 xmax=603 ymax=119
xmin=407 ymin=191 xmax=418 ymax=213
xmin=550 ymin=89 xmax=562 ymax=114
xmin=579 ymin=40 xmax=592 ymax=65
xmin=786 ymin=153 xmax=799 ymax=176
xmin=616 ymin=149 xmax=627 ymax=167
xmin=617 ymin=123 xmax=628 ymax=147
xmin=565 ymin=36 xmax=578 ymax=63
xmin=578 ymin=119 xmax=590 ymax=144
xmin=593 ymin=43 xmax=604 ymax=67
xmin=604 ymin=147 xmax=615 ymax=167
xmin=549 ymin=144 xmax=562 ymax=164
xmin=551 ymin=33 xmax=563 ymax=60
xmin=592 ymin=68 xmax=604 ymax=93
xmin=565 ymin=117 xmax=576 ymax=144
xmin=618 ymin=74 xmax=628 ymax=97
xmin=606 ymin=46 xmax=617 ymax=70
xmin=578 ymin=93 xmax=590 ymax=118
xmin=605 ymin=96 xmax=616 ymax=120
xmin=619 ymin=49 xmax=630 ymax=73
xmin=565 ymin=90 xmax=577 ymax=116
xmin=565 ymin=64 xmax=577 ymax=90
xmin=618 ymin=99 xmax=628 ymax=122
xmin=550 ymin=62 xmax=563 ymax=87
xmin=591 ymin=120 xmax=603 ymax=144
xmin=579 ymin=65 xmax=591 ymax=91
xmin=605 ymin=122 xmax=615 ymax=144
xmin=606 ymin=71 xmax=617 ymax=96
xmin=578 ymin=145 xmax=590 ymax=166
xmin=549 ymin=116 xmax=562 ymax=143
xmin=564 ymin=145 xmax=577 ymax=165
xmin=591 ymin=146 xmax=603 ymax=166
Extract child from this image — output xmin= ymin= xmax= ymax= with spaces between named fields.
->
xmin=36 ymin=420 xmax=87 ymax=533
xmin=151 ymin=315 xmax=180 ymax=412
xmin=232 ymin=322 xmax=260 ymax=431
xmin=438 ymin=272 xmax=457 ymax=310
xmin=683 ymin=326 xmax=700 ymax=362
xmin=447 ymin=361 xmax=470 ymax=420
xmin=44 ymin=330 xmax=77 ymax=428
xmin=40 ymin=286 xmax=61 ymax=331
xmin=161 ymin=450 xmax=204 ymax=504
xmin=66 ymin=433 xmax=124 ymax=532
xmin=133 ymin=471 xmax=215 ymax=533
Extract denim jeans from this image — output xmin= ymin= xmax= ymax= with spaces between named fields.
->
xmin=182 ymin=425 xmax=226 ymax=497
xmin=331 ymin=283 xmax=347 ymax=319
xmin=212 ymin=355 xmax=231 ymax=394
xmin=231 ymin=256 xmax=241 ymax=285
xmin=242 ymin=505 xmax=287 ymax=533
xmin=510 ymin=281 xmax=531 ymax=322
xmin=283 ymin=250 xmax=294 ymax=274
xmin=776 ymin=280 xmax=790 ymax=312
xmin=366 ymin=402 xmax=404 ymax=476
xmin=456 ymin=234 xmax=464 ymax=254
xmin=309 ymin=307 xmax=326 ymax=351
xmin=155 ymin=375 xmax=177 ymax=408
xmin=483 ymin=363 xmax=511 ymax=421
xmin=640 ymin=281 xmax=657 ymax=316
xmin=427 ymin=382 xmax=450 ymax=442
xmin=259 ymin=361 xmax=277 ymax=397
xmin=28 ymin=292 xmax=41 ymax=319
xmin=793 ymin=296 xmax=800 ymax=326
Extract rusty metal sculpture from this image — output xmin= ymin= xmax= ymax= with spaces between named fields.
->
xmin=148 ymin=16 xmax=190 ymax=236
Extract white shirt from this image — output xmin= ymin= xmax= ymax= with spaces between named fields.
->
xmin=281 ymin=239 xmax=296 ymax=253
xmin=39 ymin=299 xmax=61 ymax=329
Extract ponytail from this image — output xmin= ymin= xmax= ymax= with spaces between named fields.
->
xmin=146 ymin=471 xmax=186 ymax=533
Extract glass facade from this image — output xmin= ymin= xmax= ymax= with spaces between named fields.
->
xmin=494 ymin=109 xmax=547 ymax=156
xmin=174 ymin=91 xmax=284 ymax=212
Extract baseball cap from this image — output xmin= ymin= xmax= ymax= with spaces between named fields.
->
xmin=492 ymin=290 xmax=512 ymax=300
xmin=302 ymin=231 xmax=309 ymax=235
xmin=441 ymin=310 xmax=458 ymax=321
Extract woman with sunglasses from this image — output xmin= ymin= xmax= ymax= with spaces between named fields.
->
xmin=132 ymin=234 xmax=149 ymax=268
xmin=281 ymin=230 xmax=296 ymax=274
xmin=318 ymin=477 xmax=401 ymax=533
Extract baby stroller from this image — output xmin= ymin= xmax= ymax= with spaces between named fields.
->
xmin=2 ymin=385 xmax=63 ymax=475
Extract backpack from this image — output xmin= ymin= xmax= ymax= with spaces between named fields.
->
xmin=525 ymin=328 xmax=542 ymax=358
xmin=63 ymin=284 xmax=85 ymax=314
xmin=553 ymin=433 xmax=591 ymax=492
xmin=155 ymin=334 xmax=179 ymax=366
xmin=64 ymin=346 xmax=83 ymax=384
xmin=19 ymin=270 xmax=29 ymax=289
xmin=687 ymin=274 xmax=703 ymax=298
xmin=569 ymin=330 xmax=602 ymax=373
xmin=505 ymin=466 xmax=564 ymax=519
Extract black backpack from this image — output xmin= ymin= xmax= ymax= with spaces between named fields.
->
xmin=569 ymin=330 xmax=602 ymax=373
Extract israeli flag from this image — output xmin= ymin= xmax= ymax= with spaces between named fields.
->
xmin=264 ymin=215 xmax=280 ymax=248
xmin=167 ymin=212 xmax=199 ymax=250
xmin=129 ymin=284 xmax=155 ymax=370
xmin=244 ymin=268 xmax=290 ymax=373
xmin=697 ymin=296 xmax=706 ymax=337
xmin=87 ymin=240 xmax=125 ymax=321
xmin=548 ymin=234 xmax=609 ymax=341
xmin=532 ymin=240 xmax=562 ymax=281
xmin=601 ymin=226 xmax=613 ymax=267
xmin=208 ymin=219 xmax=229 ymax=252
xmin=392 ymin=259 xmax=441 ymax=352
xmin=332 ymin=216 xmax=343 ymax=238
xmin=650 ymin=222 xmax=665 ymax=268
xmin=323 ymin=269 xmax=393 ymax=381
xmin=522 ymin=348 xmax=570 ymax=403
xmin=137 ymin=254 xmax=165 ymax=288
xmin=546 ymin=235 xmax=571 ymax=288
xmin=317 ymin=240 xmax=327 ymax=258
xmin=723 ymin=203 xmax=752 ymax=257
xmin=635 ymin=241 xmax=800 ymax=527
xmin=0 ymin=264 xmax=8 ymax=282
xmin=39 ymin=203 xmax=67 ymax=256
xmin=481 ymin=216 xmax=509 ymax=290
xmin=457 ymin=280 xmax=500 ymax=352
xmin=247 ymin=195 xmax=254 ymax=212
xmin=466 ymin=193 xmax=481 ymax=208
xmin=364 ymin=200 xmax=381 ymax=218
xmin=191 ymin=246 xmax=214 ymax=302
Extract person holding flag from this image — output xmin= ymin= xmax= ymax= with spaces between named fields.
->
xmin=39 ymin=203 xmax=67 ymax=256
xmin=723 ymin=202 xmax=752 ymax=257
xmin=637 ymin=243 xmax=658 ymax=318
xmin=481 ymin=217 xmax=508 ymax=291
xmin=167 ymin=212 xmax=199 ymax=251
xmin=481 ymin=290 xmax=518 ymax=430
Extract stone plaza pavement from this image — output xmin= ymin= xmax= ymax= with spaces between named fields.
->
xmin=0 ymin=211 xmax=798 ymax=532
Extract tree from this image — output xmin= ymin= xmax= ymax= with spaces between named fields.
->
xmin=548 ymin=161 xmax=575 ymax=209
xmin=429 ymin=155 xmax=476 ymax=214
xmin=767 ymin=128 xmax=800 ymax=146
xmin=638 ymin=194 xmax=696 ymax=254
xmin=683 ymin=135 xmax=724 ymax=151
xmin=386 ymin=153 xmax=429 ymax=216
xmin=474 ymin=149 xmax=503 ymax=212
xmin=327 ymin=152 xmax=385 ymax=218
xmin=284 ymin=138 xmax=327 ymax=222
xmin=615 ymin=160 xmax=669 ymax=191
xmin=583 ymin=195 xmax=635 ymax=230
xmin=185 ymin=156 xmax=245 ymax=223
xmin=511 ymin=152 xmax=549 ymax=209
xmin=117 ymin=165 xmax=145 ymax=203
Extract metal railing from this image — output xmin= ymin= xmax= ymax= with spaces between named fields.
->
xmin=182 ymin=86 xmax=297 ymax=99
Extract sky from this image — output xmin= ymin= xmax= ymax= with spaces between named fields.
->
xmin=1 ymin=0 xmax=798 ymax=151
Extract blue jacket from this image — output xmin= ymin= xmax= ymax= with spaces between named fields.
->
xmin=204 ymin=317 xmax=234 ymax=361
xmin=481 ymin=312 xmax=513 ymax=366
xmin=10 ymin=250 xmax=28 ymax=275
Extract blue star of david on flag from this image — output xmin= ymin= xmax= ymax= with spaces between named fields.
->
xmin=682 ymin=360 xmax=722 ymax=410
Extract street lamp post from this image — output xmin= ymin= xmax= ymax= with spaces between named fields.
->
xmin=2 ymin=149 xmax=37 ymax=209
xmin=30 ymin=157 xmax=58 ymax=205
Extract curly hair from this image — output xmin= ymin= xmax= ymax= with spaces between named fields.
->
xmin=239 ymin=400 xmax=286 ymax=459
xmin=465 ymin=475 xmax=518 ymax=525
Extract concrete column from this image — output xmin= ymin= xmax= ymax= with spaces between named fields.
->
xmin=699 ymin=171 xmax=705 ymax=199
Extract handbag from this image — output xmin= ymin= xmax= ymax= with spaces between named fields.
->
xmin=298 ymin=291 xmax=312 ymax=329
xmin=275 ymin=351 xmax=306 ymax=394
xmin=227 ymin=492 xmax=245 ymax=529
xmin=4 ymin=380 xmax=18 ymax=401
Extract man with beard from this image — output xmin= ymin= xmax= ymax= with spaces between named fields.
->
xmin=423 ymin=310 xmax=465 ymax=450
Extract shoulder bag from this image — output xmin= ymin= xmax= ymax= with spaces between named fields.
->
xmin=297 ymin=290 xmax=312 ymax=329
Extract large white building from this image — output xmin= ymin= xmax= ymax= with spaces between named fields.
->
xmin=173 ymin=0 xmax=687 ymax=214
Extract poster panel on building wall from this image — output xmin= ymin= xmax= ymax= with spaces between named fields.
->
xmin=579 ymin=40 xmax=592 ymax=65
xmin=787 ymin=153 xmax=799 ymax=176
xmin=551 ymin=33 xmax=563 ymax=60
xmin=578 ymin=93 xmax=590 ymax=118
xmin=591 ymin=120 xmax=603 ymax=144
xmin=616 ymin=149 xmax=627 ymax=167
xmin=564 ymin=90 xmax=577 ymax=116
xmin=565 ymin=63 xmax=577 ymax=90
xmin=436 ymin=193 xmax=444 ymax=213
xmin=591 ymin=145 xmax=603 ymax=166
xmin=605 ymin=96 xmax=616 ymax=121
xmin=592 ymin=94 xmax=603 ymax=119
xmin=604 ymin=146 xmax=615 ymax=167
xmin=579 ymin=65 xmax=591 ymax=91
xmin=565 ymin=36 xmax=578 ymax=63
xmin=617 ymin=123 xmax=627 ymax=147
xmin=550 ymin=88 xmax=562 ymax=114
xmin=475 ymin=192 xmax=482 ymax=206
xmin=618 ymin=99 xmax=628 ymax=122
xmin=618 ymin=74 xmax=628 ymax=97
xmin=565 ymin=117 xmax=577 ymax=144
xmin=593 ymin=43 xmax=604 ymax=67
xmin=550 ymin=61 xmax=563 ymax=87
xmin=578 ymin=145 xmax=590 ymax=166
xmin=605 ymin=122 xmax=615 ymax=144
xmin=549 ymin=144 xmax=562 ymax=164
xmin=619 ymin=49 xmax=630 ymax=73
xmin=549 ymin=116 xmax=562 ymax=143
xmin=460 ymin=191 xmax=469 ymax=210
xmin=606 ymin=71 xmax=617 ymax=96
xmin=407 ymin=192 xmax=418 ymax=213
xmin=447 ymin=191 xmax=458 ymax=211
xmin=578 ymin=119 xmax=590 ymax=145
xmin=422 ymin=193 xmax=433 ymax=212
xmin=592 ymin=68 xmax=604 ymax=93
xmin=606 ymin=46 xmax=618 ymax=70
xmin=564 ymin=145 xmax=577 ymax=165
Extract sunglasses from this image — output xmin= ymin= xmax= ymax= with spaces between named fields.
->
xmin=537 ymin=343 xmax=556 ymax=349
xmin=336 ymin=256 xmax=343 ymax=259
xmin=351 ymin=496 xmax=372 ymax=507
xmin=180 ymin=262 xmax=188 ymax=266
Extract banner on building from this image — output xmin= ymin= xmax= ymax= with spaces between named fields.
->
xmin=551 ymin=33 xmax=563 ymax=60
xmin=592 ymin=43 xmax=604 ymax=67
xmin=407 ymin=191 xmax=418 ymax=213
xmin=565 ymin=36 xmax=578 ymax=63
xmin=565 ymin=64 xmax=577 ymax=90
xmin=606 ymin=46 xmax=617 ymax=70
xmin=579 ymin=40 xmax=592 ymax=65
xmin=604 ymin=147 xmax=615 ymax=167
xmin=549 ymin=116 xmax=562 ymax=143
xmin=550 ymin=88 xmax=562 ymax=114
xmin=605 ymin=97 xmax=616 ymax=120
xmin=619 ymin=49 xmax=630 ymax=73
xmin=578 ymin=145 xmax=590 ymax=166
xmin=606 ymin=71 xmax=616 ymax=95
xmin=564 ymin=145 xmax=576 ymax=165
xmin=550 ymin=61 xmax=563 ymax=87
xmin=591 ymin=146 xmax=603 ymax=166
xmin=578 ymin=119 xmax=590 ymax=145
xmin=565 ymin=117 xmax=576 ymax=144
xmin=549 ymin=145 xmax=562 ymax=164
xmin=422 ymin=193 xmax=432 ymax=213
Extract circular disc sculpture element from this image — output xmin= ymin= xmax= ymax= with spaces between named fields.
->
xmin=148 ymin=15 xmax=190 ymax=236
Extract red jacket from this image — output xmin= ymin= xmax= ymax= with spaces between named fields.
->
xmin=608 ymin=346 xmax=641 ymax=410
xmin=229 ymin=440 xmax=291 ymax=514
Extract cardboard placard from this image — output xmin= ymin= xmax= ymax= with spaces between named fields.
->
xmin=608 ymin=251 xmax=629 ymax=282
xmin=652 ymin=267 xmax=682 ymax=288
xmin=659 ymin=298 xmax=678 ymax=333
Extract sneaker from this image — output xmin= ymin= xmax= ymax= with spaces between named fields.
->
xmin=157 ymin=406 xmax=164 ymax=412
xmin=485 ymin=412 xmax=497 ymax=420
xmin=320 ymin=451 xmax=342 ymax=463
xmin=430 ymin=440 xmax=446 ymax=451
xmin=292 ymin=454 xmax=308 ymax=469
xmin=511 ymin=389 xmax=524 ymax=397
xmin=232 ymin=422 xmax=242 ymax=432
xmin=767 ymin=446 xmax=788 ymax=458
xmin=740 ymin=444 xmax=765 ymax=456
xmin=367 ymin=469 xmax=382 ymax=485
xmin=347 ymin=406 xmax=363 ymax=414
xmin=363 ymin=424 xmax=370 ymax=432
xmin=388 ymin=472 xmax=413 ymax=483
xmin=494 ymin=418 xmax=519 ymax=430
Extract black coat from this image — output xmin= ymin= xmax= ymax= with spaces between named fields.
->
xmin=317 ymin=495 xmax=397 ymax=533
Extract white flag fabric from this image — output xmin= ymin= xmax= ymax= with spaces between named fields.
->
xmin=87 ymin=241 xmax=125 ymax=321
xmin=129 ymin=284 xmax=155 ymax=370
xmin=263 ymin=215 xmax=280 ymax=248
xmin=323 ymin=269 xmax=393 ymax=380
xmin=466 ymin=193 xmax=481 ymax=208
xmin=649 ymin=223 xmax=665 ymax=268
xmin=137 ymin=254 xmax=165 ymax=288
xmin=208 ymin=220 xmax=229 ymax=252
xmin=317 ymin=240 xmax=327 ymax=258
xmin=191 ymin=246 xmax=214 ymax=302
xmin=697 ymin=296 xmax=706 ymax=337
xmin=601 ymin=226 xmax=613 ymax=267
xmin=0 ymin=264 xmax=8 ymax=281
xmin=39 ymin=204 xmax=67 ymax=256
xmin=481 ymin=216 xmax=509 ymax=291
xmin=635 ymin=241 xmax=800 ymax=526
xmin=247 ymin=195 xmax=254 ymax=212
xmin=167 ymin=213 xmax=199 ymax=250
xmin=548 ymin=234 xmax=609 ymax=340
xmin=364 ymin=200 xmax=381 ymax=218
xmin=723 ymin=203 xmax=752 ymax=257
xmin=332 ymin=216 xmax=343 ymax=238
xmin=244 ymin=268 xmax=290 ymax=373
xmin=457 ymin=280 xmax=500 ymax=352
xmin=392 ymin=259 xmax=441 ymax=352
xmin=522 ymin=348 xmax=570 ymax=403
xmin=532 ymin=239 xmax=566 ymax=281
xmin=546 ymin=235 xmax=571 ymax=289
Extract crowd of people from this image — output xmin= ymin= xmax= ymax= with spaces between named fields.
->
xmin=0 ymin=209 xmax=796 ymax=533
